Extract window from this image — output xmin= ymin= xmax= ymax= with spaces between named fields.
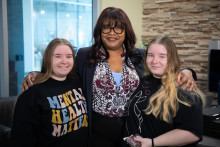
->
xmin=32 ymin=0 xmax=92 ymax=70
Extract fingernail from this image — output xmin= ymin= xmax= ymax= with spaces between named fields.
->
xmin=136 ymin=136 xmax=142 ymax=138
xmin=183 ymin=88 xmax=186 ymax=91
xmin=175 ymin=85 xmax=178 ymax=88
xmin=30 ymin=83 xmax=33 ymax=86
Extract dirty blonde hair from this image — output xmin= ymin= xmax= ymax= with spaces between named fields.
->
xmin=144 ymin=36 xmax=205 ymax=123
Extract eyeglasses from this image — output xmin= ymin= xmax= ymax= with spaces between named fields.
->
xmin=102 ymin=25 xmax=125 ymax=34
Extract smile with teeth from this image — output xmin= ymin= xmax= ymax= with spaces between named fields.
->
xmin=107 ymin=37 xmax=117 ymax=41
xmin=59 ymin=66 xmax=69 ymax=69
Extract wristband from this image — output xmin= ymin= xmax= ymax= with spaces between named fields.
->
xmin=152 ymin=138 xmax=154 ymax=147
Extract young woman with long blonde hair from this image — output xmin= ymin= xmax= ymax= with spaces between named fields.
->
xmin=124 ymin=36 xmax=205 ymax=147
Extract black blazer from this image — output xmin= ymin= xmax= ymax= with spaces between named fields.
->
xmin=75 ymin=47 xmax=145 ymax=143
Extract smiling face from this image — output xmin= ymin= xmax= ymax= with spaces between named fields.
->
xmin=51 ymin=44 xmax=74 ymax=81
xmin=146 ymin=43 xmax=168 ymax=78
xmin=101 ymin=21 xmax=125 ymax=51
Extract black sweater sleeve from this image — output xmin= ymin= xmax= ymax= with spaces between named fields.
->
xmin=10 ymin=88 xmax=39 ymax=147
xmin=174 ymin=91 xmax=203 ymax=140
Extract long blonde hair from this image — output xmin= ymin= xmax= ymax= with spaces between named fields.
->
xmin=33 ymin=38 xmax=76 ymax=85
xmin=144 ymin=36 xmax=205 ymax=123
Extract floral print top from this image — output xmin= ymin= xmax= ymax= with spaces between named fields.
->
xmin=92 ymin=47 xmax=139 ymax=117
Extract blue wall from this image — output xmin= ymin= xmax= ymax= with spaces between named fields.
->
xmin=7 ymin=0 xmax=24 ymax=93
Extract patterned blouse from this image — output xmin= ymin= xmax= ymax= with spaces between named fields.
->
xmin=92 ymin=47 xmax=140 ymax=117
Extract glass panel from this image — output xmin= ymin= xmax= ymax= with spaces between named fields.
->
xmin=33 ymin=0 xmax=92 ymax=71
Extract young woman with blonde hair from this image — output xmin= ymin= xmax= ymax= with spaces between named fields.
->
xmin=124 ymin=36 xmax=205 ymax=147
